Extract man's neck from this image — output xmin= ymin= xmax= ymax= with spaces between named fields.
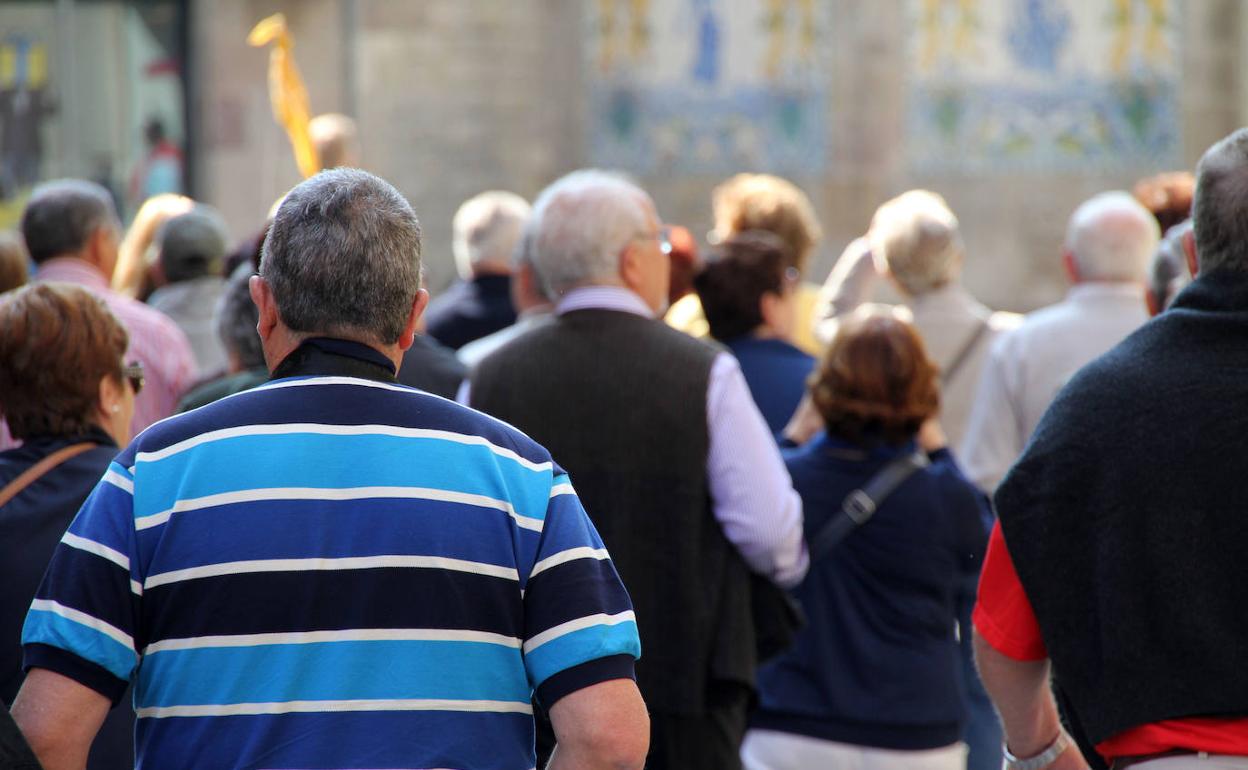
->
xmin=265 ymin=331 xmax=403 ymax=375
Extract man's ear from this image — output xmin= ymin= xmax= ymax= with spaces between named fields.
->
xmin=618 ymin=243 xmax=642 ymax=293
xmin=249 ymin=275 xmax=279 ymax=342
xmin=1183 ymin=229 xmax=1199 ymax=276
xmin=397 ymin=288 xmax=430 ymax=351
xmin=1061 ymin=249 xmax=1080 ymax=283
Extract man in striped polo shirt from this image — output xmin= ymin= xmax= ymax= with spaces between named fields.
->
xmin=11 ymin=169 xmax=649 ymax=770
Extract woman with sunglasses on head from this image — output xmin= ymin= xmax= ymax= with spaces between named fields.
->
xmin=0 ymin=282 xmax=138 ymax=769
xmin=694 ymin=230 xmax=816 ymax=437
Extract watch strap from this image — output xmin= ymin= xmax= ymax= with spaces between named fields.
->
xmin=1003 ymin=730 xmax=1071 ymax=770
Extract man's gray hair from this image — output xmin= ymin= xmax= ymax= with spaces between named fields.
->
xmin=157 ymin=207 xmax=228 ymax=283
xmin=868 ymin=189 xmax=964 ymax=295
xmin=260 ymin=168 xmax=422 ymax=345
xmin=452 ymin=191 xmax=531 ymax=279
xmin=1064 ymin=191 xmax=1159 ymax=282
xmin=214 ymin=263 xmax=265 ymax=370
xmin=1193 ymin=128 xmax=1248 ymax=273
xmin=512 ymin=216 xmax=552 ymax=302
xmin=20 ymin=179 xmax=119 ymax=264
xmin=530 ymin=169 xmax=652 ymax=297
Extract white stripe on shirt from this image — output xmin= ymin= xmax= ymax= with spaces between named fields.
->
xmin=61 ymin=532 xmax=130 ymax=571
xmin=143 ymin=627 xmax=522 ymax=655
xmin=529 ymin=547 xmax=611 ymax=579
xmin=144 ymin=554 xmax=520 ymax=590
xmin=133 ymin=420 xmax=552 ymax=474
xmin=133 ymin=486 xmax=543 ymax=533
xmin=28 ymin=599 xmax=135 ymax=651
xmin=136 ymin=698 xmax=533 ymax=719
xmin=523 ymin=610 xmax=636 ymax=654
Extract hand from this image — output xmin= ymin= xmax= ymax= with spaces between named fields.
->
xmin=918 ymin=416 xmax=946 ymax=452
xmin=782 ymin=393 xmax=823 ymax=446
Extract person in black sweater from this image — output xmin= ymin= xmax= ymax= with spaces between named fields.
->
xmin=744 ymin=310 xmax=990 ymax=770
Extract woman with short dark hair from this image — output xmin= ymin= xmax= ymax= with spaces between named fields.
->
xmin=0 ymin=282 xmax=137 ymax=769
xmin=694 ymin=230 xmax=815 ymax=435
xmin=742 ymin=310 xmax=990 ymax=770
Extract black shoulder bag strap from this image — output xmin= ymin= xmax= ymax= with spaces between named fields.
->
xmin=808 ymin=449 xmax=930 ymax=561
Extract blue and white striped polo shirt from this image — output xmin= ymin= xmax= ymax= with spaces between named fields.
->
xmin=22 ymin=345 xmax=639 ymax=770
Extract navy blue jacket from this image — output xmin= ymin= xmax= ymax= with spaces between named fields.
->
xmin=425 ymin=274 xmax=516 ymax=350
xmin=753 ymin=435 xmax=990 ymax=750
xmin=726 ymin=336 xmax=815 ymax=436
xmin=1 ymin=428 xmax=134 ymax=769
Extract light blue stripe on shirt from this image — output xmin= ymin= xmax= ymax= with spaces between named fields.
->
xmin=524 ymin=620 xmax=641 ymax=687
xmin=23 ymin=607 xmax=137 ymax=681
xmin=136 ymin=639 xmax=531 ymax=709
xmin=131 ymin=431 xmax=553 ymax=524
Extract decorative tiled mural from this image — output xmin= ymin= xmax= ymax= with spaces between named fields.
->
xmin=586 ymin=0 xmax=832 ymax=175
xmin=907 ymin=0 xmax=1182 ymax=172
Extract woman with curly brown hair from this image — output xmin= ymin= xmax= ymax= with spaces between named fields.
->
xmin=742 ymin=309 xmax=991 ymax=770
xmin=0 ymin=282 xmax=138 ymax=769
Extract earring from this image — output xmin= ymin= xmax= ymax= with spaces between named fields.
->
xmin=111 ymin=404 xmax=121 ymax=414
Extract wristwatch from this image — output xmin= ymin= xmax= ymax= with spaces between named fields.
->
xmin=1003 ymin=730 xmax=1071 ymax=770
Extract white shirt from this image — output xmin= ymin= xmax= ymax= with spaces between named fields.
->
xmin=460 ymin=285 xmax=809 ymax=587
xmin=958 ymin=282 xmax=1149 ymax=493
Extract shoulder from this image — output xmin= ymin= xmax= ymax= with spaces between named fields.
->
xmin=136 ymin=375 xmax=557 ymax=470
xmin=987 ymin=310 xmax=1024 ymax=333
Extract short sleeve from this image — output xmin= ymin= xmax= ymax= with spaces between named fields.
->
xmin=21 ymin=460 xmax=142 ymax=703
xmin=521 ymin=472 xmax=640 ymax=708
xmin=972 ymin=522 xmax=1048 ymax=662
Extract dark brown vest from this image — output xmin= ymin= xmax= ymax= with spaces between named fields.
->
xmin=471 ymin=308 xmax=756 ymax=715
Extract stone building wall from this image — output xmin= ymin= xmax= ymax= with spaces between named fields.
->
xmin=193 ymin=0 xmax=1243 ymax=310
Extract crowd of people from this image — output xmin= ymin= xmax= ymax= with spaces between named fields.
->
xmin=0 ymin=115 xmax=1242 ymax=770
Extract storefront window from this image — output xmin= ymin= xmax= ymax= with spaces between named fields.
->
xmin=0 ymin=0 xmax=188 ymax=227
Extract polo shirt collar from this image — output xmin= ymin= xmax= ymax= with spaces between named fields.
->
xmin=270 ymin=337 xmax=398 ymax=383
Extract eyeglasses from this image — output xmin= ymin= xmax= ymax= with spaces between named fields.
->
xmin=636 ymin=226 xmax=673 ymax=256
xmin=122 ymin=361 xmax=145 ymax=395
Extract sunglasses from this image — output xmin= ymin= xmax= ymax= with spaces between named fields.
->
xmin=122 ymin=361 xmax=145 ymax=396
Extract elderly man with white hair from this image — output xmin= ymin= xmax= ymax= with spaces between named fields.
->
xmin=425 ymin=190 xmax=531 ymax=349
xmin=958 ymin=191 xmax=1158 ymax=494
xmin=814 ymin=190 xmax=1021 ymax=451
xmin=465 ymin=169 xmax=808 ymax=770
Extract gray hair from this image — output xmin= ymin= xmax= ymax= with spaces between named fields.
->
xmin=1148 ymin=219 xmax=1193 ymax=312
xmin=1193 ymin=128 xmax=1248 ymax=273
xmin=20 ymin=179 xmax=119 ymax=264
xmin=452 ymin=191 xmax=531 ymax=278
xmin=868 ymin=189 xmax=964 ymax=295
xmin=530 ymin=169 xmax=652 ymax=296
xmin=512 ymin=216 xmax=552 ymax=302
xmin=214 ymin=263 xmax=265 ymax=369
xmin=1064 ymin=191 xmax=1159 ymax=282
xmin=260 ymin=168 xmax=422 ymax=345
xmin=157 ymin=207 xmax=228 ymax=283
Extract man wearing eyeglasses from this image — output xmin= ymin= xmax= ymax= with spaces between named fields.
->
xmin=465 ymin=169 xmax=809 ymax=770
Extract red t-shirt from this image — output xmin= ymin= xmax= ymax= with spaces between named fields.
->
xmin=973 ymin=522 xmax=1248 ymax=762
